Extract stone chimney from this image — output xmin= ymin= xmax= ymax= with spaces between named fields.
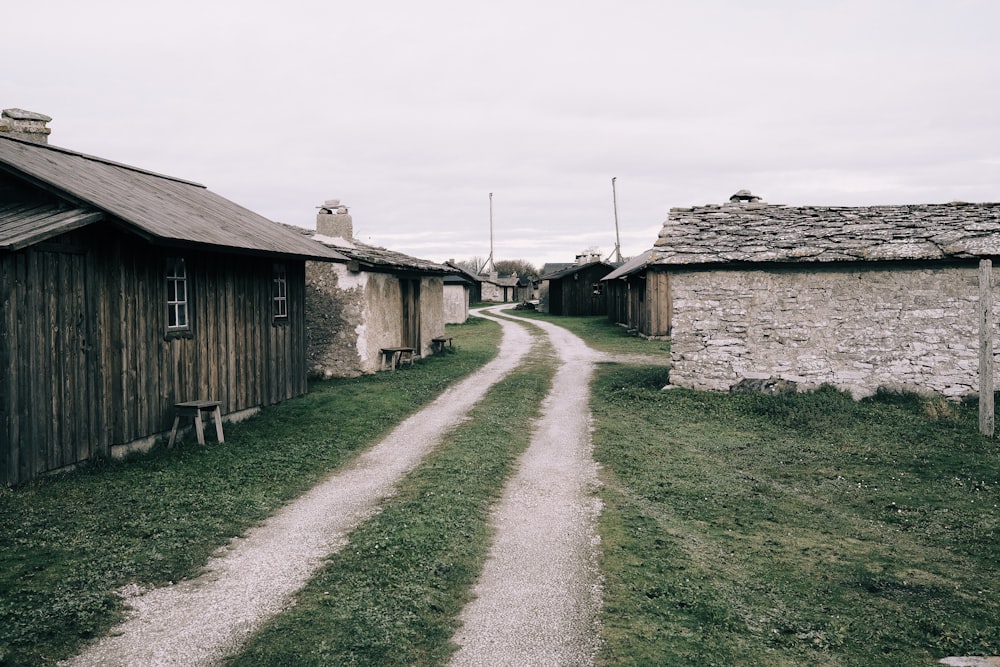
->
xmin=0 ymin=108 xmax=52 ymax=144
xmin=316 ymin=199 xmax=353 ymax=240
xmin=576 ymin=251 xmax=601 ymax=265
xmin=729 ymin=189 xmax=762 ymax=203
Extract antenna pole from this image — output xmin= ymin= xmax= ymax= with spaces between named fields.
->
xmin=484 ymin=192 xmax=496 ymax=274
xmin=611 ymin=177 xmax=623 ymax=263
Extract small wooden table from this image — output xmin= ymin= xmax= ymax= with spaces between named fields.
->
xmin=379 ymin=347 xmax=416 ymax=371
xmin=168 ymin=400 xmax=224 ymax=447
xmin=431 ymin=336 xmax=454 ymax=353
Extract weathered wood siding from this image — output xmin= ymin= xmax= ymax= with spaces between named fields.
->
xmin=2 ymin=224 xmax=308 ymax=486
xmin=640 ymin=270 xmax=671 ymax=338
xmin=547 ymin=264 xmax=611 ymax=316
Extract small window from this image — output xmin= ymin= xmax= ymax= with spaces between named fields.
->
xmin=166 ymin=257 xmax=189 ymax=330
xmin=272 ymin=263 xmax=288 ymax=319
xmin=592 ymin=282 xmax=603 ymax=296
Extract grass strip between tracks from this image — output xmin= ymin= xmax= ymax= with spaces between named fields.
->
xmin=226 ymin=333 xmax=555 ymax=665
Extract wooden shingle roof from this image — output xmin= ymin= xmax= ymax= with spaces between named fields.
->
xmin=652 ymin=199 xmax=1000 ymax=267
xmin=0 ymin=201 xmax=105 ymax=251
xmin=0 ymin=135 xmax=347 ymax=261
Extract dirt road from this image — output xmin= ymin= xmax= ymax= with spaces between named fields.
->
xmin=449 ymin=309 xmax=604 ymax=665
xmin=65 ymin=306 xmax=604 ymax=666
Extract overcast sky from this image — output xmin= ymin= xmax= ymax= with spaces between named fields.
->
xmin=3 ymin=0 xmax=998 ymax=270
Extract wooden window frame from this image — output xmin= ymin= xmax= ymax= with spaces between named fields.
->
xmin=165 ymin=256 xmax=191 ymax=337
xmin=272 ymin=262 xmax=288 ymax=322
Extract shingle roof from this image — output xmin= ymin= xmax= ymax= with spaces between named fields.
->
xmin=0 ymin=201 xmax=105 ymax=250
xmin=303 ymin=229 xmax=453 ymax=275
xmin=652 ymin=199 xmax=1000 ymax=266
xmin=0 ymin=135 xmax=347 ymax=261
xmin=541 ymin=260 xmax=615 ymax=280
xmin=601 ymin=249 xmax=657 ymax=280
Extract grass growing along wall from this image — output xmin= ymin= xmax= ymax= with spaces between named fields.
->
xmin=0 ymin=317 xmax=501 ymax=667
xmin=593 ymin=366 xmax=1000 ymax=665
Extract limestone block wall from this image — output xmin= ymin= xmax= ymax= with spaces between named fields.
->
xmin=668 ymin=264 xmax=999 ymax=398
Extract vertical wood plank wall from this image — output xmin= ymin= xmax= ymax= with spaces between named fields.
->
xmin=1 ymin=226 xmax=308 ymax=486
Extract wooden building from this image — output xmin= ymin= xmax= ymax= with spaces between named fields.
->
xmin=537 ymin=260 xmax=615 ymax=316
xmin=601 ymin=249 xmax=671 ymax=338
xmin=0 ymin=111 xmax=345 ymax=486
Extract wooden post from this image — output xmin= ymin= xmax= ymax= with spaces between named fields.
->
xmin=979 ymin=259 xmax=994 ymax=436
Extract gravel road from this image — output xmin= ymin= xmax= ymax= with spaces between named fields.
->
xmin=64 ymin=305 xmax=606 ymax=666
xmin=449 ymin=310 xmax=604 ymax=666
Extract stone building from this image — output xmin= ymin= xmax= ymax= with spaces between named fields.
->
xmin=300 ymin=201 xmax=454 ymax=377
xmin=644 ymin=191 xmax=1000 ymax=398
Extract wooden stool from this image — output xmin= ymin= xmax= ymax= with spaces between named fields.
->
xmin=168 ymin=400 xmax=224 ymax=447
xmin=431 ymin=336 xmax=454 ymax=353
xmin=379 ymin=347 xmax=416 ymax=371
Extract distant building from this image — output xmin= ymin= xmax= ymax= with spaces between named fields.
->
xmin=537 ymin=252 xmax=616 ymax=316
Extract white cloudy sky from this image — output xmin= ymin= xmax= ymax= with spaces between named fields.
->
xmin=3 ymin=0 xmax=998 ymax=269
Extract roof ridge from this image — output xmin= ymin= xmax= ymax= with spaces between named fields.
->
xmin=0 ymin=134 xmax=206 ymax=189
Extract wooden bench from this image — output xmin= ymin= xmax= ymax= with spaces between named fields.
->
xmin=379 ymin=346 xmax=416 ymax=371
xmin=431 ymin=336 xmax=454 ymax=353
xmin=168 ymin=400 xmax=224 ymax=447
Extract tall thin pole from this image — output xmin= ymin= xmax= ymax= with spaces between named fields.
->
xmin=980 ymin=259 xmax=994 ymax=436
xmin=484 ymin=192 xmax=496 ymax=274
xmin=611 ymin=177 xmax=623 ymax=263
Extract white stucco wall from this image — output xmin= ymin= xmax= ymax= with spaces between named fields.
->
xmin=668 ymin=264 xmax=1000 ymax=398
xmin=444 ymin=284 xmax=469 ymax=323
xmin=307 ymin=264 xmax=448 ymax=377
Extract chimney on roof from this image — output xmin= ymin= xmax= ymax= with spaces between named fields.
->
xmin=0 ymin=108 xmax=52 ymax=144
xmin=729 ymin=189 xmax=762 ymax=203
xmin=316 ymin=199 xmax=353 ymax=240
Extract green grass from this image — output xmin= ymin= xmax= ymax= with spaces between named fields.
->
xmin=226 ymin=335 xmax=554 ymax=666
xmin=592 ymin=367 xmax=1000 ymax=666
xmin=8 ymin=310 xmax=998 ymax=666
xmin=0 ymin=318 xmax=501 ymax=667
xmin=498 ymin=309 xmax=670 ymax=357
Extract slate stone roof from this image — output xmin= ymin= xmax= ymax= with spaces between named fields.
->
xmin=651 ymin=199 xmax=1000 ymax=267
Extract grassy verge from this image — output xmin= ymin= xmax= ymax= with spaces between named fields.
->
xmin=497 ymin=309 xmax=669 ymax=357
xmin=593 ymin=366 xmax=1000 ymax=665
xmin=0 ymin=318 xmax=500 ymax=667
xmin=226 ymin=336 xmax=554 ymax=665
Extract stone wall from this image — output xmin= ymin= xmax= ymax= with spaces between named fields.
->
xmin=305 ymin=262 xmax=367 ymax=378
xmin=306 ymin=266 xmax=448 ymax=378
xmin=668 ymin=263 xmax=1000 ymax=398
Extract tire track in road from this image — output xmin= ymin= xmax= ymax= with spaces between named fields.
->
xmin=450 ymin=310 xmax=604 ymax=666
xmin=65 ymin=310 xmax=534 ymax=667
